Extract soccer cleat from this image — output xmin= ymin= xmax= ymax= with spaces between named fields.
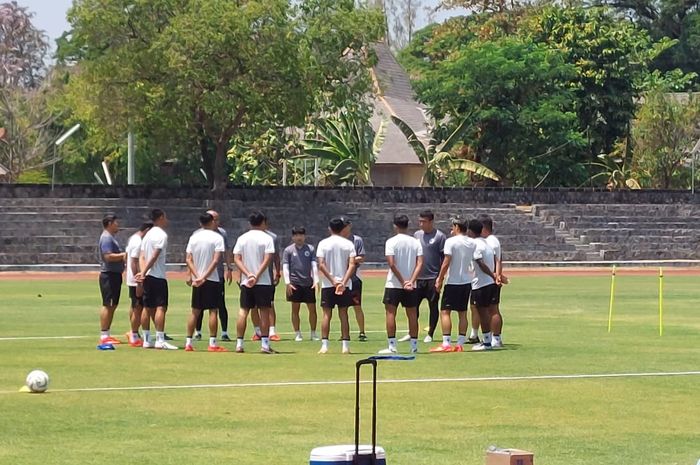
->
xmin=398 ymin=334 xmax=411 ymax=342
xmin=423 ymin=335 xmax=433 ymax=343
xmin=453 ymin=345 xmax=464 ymax=352
xmin=96 ymin=343 xmax=115 ymax=350
xmin=410 ymin=346 xmax=418 ymax=354
xmin=142 ymin=340 xmax=154 ymax=349
xmin=260 ymin=346 xmax=278 ymax=354
xmin=466 ymin=337 xmax=481 ymax=344
xmin=251 ymin=334 xmax=261 ymax=341
xmin=128 ymin=339 xmax=143 ymax=348
xmin=220 ymin=334 xmax=232 ymax=342
xmin=342 ymin=347 xmax=352 ymax=355
xmin=358 ymin=333 xmax=368 ymax=342
xmin=164 ymin=334 xmax=174 ymax=341
xmin=471 ymin=343 xmax=492 ymax=352
xmin=270 ymin=334 xmax=281 ymax=342
xmin=208 ymin=345 xmax=228 ymax=352
xmin=294 ymin=334 xmax=303 ymax=342
xmin=311 ymin=334 xmax=320 ymax=341
xmin=429 ymin=344 xmax=453 ymax=353
xmin=193 ymin=333 xmax=202 ymax=341
xmin=155 ymin=341 xmax=179 ymax=350
xmin=378 ymin=347 xmax=398 ymax=355
xmin=184 ymin=345 xmax=195 ymax=352
xmin=491 ymin=339 xmax=503 ymax=348
xmin=102 ymin=336 xmax=122 ymax=345
xmin=235 ymin=346 xmax=245 ymax=353
xmin=318 ymin=346 xmax=329 ymax=354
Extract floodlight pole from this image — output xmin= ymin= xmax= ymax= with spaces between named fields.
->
xmin=127 ymin=131 xmax=135 ymax=185
xmin=52 ymin=124 xmax=81 ymax=191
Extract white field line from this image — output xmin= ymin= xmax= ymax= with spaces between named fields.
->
xmin=3 ymin=371 xmax=699 ymax=395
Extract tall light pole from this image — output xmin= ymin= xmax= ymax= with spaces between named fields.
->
xmin=52 ymin=124 xmax=81 ymax=190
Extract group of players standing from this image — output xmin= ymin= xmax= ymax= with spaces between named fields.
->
xmin=96 ymin=208 xmax=505 ymax=354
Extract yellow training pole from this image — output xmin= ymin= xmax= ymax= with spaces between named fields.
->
xmin=659 ymin=267 xmax=664 ymax=336
xmin=608 ymin=265 xmax=616 ymax=333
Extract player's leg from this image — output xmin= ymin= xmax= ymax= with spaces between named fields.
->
xmin=468 ymin=303 xmax=481 ymax=343
xmin=269 ymin=302 xmax=279 ymax=341
xmin=339 ymin=306 xmax=351 ymax=354
xmin=291 ymin=301 xmax=302 ymax=341
xmin=351 ymin=278 xmax=367 ymax=341
xmin=249 ymin=307 xmax=262 ymax=341
xmin=235 ymin=307 xmax=250 ymax=353
xmin=128 ymin=286 xmax=143 ymax=346
xmin=98 ymin=272 xmax=121 ymax=345
xmin=380 ymin=302 xmax=398 ymax=353
xmin=185 ymin=306 xmax=202 ymax=351
xmin=319 ymin=306 xmax=333 ymax=354
xmin=307 ymin=302 xmax=319 ymax=340
xmin=427 ymin=280 xmax=440 ymax=342
xmin=194 ymin=308 xmax=204 ymax=341
xmin=219 ymin=279 xmax=230 ymax=341
xmin=431 ymin=284 xmax=456 ymax=352
xmin=491 ymin=285 xmax=503 ymax=347
xmin=404 ymin=288 xmax=419 ymax=353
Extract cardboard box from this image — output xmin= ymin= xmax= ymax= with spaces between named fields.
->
xmin=485 ymin=448 xmax=534 ymax=465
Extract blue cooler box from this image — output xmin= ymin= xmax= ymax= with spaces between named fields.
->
xmin=310 ymin=445 xmax=386 ymax=465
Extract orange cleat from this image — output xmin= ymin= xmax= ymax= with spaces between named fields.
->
xmin=429 ymin=344 xmax=453 ymax=353
xmin=184 ymin=345 xmax=195 ymax=352
xmin=128 ymin=339 xmax=143 ymax=348
xmin=102 ymin=336 xmax=122 ymax=345
xmin=208 ymin=345 xmax=228 ymax=352
xmin=269 ymin=334 xmax=281 ymax=342
xmin=251 ymin=334 xmax=261 ymax=341
xmin=453 ymin=345 xmax=464 ymax=352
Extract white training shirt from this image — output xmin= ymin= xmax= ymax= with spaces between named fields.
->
xmin=186 ymin=228 xmax=225 ymax=282
xmin=233 ymin=229 xmax=275 ymax=286
xmin=472 ymin=237 xmax=496 ymax=290
xmin=485 ymin=234 xmax=502 ymax=264
xmin=443 ymin=235 xmax=477 ymax=285
xmin=125 ymin=233 xmax=142 ymax=287
xmin=316 ymin=234 xmax=357 ymax=289
xmin=140 ymin=226 xmax=168 ymax=279
xmin=385 ymin=233 xmax=423 ymax=289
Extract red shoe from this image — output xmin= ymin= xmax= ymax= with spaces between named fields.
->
xmin=260 ymin=346 xmax=278 ymax=354
xmin=453 ymin=345 xmax=464 ymax=352
xmin=184 ymin=345 xmax=195 ymax=352
xmin=429 ymin=344 xmax=453 ymax=353
xmin=251 ymin=334 xmax=261 ymax=341
xmin=128 ymin=339 xmax=143 ymax=348
xmin=102 ymin=336 xmax=122 ymax=345
xmin=208 ymin=345 xmax=228 ymax=352
xmin=270 ymin=334 xmax=281 ymax=342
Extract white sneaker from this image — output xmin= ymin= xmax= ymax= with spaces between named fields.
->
xmin=342 ymin=347 xmax=352 ymax=354
xmin=398 ymin=334 xmax=411 ymax=342
xmin=378 ymin=347 xmax=397 ymax=355
xmin=294 ymin=334 xmax=303 ymax=342
xmin=318 ymin=346 xmax=328 ymax=354
xmin=410 ymin=347 xmax=418 ymax=354
xmin=471 ymin=343 xmax=492 ymax=352
xmin=491 ymin=339 xmax=503 ymax=348
xmin=423 ymin=335 xmax=433 ymax=343
xmin=155 ymin=341 xmax=179 ymax=350
xmin=311 ymin=334 xmax=320 ymax=341
xmin=142 ymin=341 xmax=153 ymax=349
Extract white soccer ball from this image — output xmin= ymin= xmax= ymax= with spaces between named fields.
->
xmin=26 ymin=370 xmax=49 ymax=393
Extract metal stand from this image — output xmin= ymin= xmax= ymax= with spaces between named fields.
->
xmin=354 ymin=358 xmax=378 ymax=465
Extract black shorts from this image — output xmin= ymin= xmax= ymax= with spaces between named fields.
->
xmin=191 ymin=280 xmax=221 ymax=310
xmin=143 ymin=275 xmax=168 ymax=308
xmin=128 ymin=285 xmax=143 ymax=308
xmin=493 ymin=285 xmax=501 ymax=304
xmin=321 ymin=287 xmax=353 ymax=309
xmin=415 ymin=279 xmax=440 ymax=306
xmin=350 ymin=277 xmax=362 ymax=306
xmin=382 ymin=288 xmax=418 ymax=309
xmin=440 ymin=284 xmax=471 ymax=312
xmin=471 ymin=284 xmax=499 ymax=307
xmin=287 ymin=284 xmax=316 ymax=303
xmin=99 ymin=272 xmax=122 ymax=307
xmin=239 ymin=284 xmax=274 ymax=309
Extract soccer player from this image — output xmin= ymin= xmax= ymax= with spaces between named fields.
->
xmin=282 ymin=226 xmax=319 ymax=342
xmin=124 ymin=221 xmax=153 ymax=347
xmin=340 ymin=218 xmax=368 ymax=341
xmin=184 ymin=212 xmax=227 ymax=352
xmin=408 ymin=210 xmax=446 ymax=343
xmin=478 ymin=214 xmax=505 ymax=347
xmin=233 ymin=211 xmax=276 ymax=354
xmin=137 ymin=208 xmax=177 ymax=350
xmin=317 ymin=217 xmax=357 ymax=354
xmin=249 ymin=217 xmax=282 ymax=341
xmin=467 ymin=219 xmax=500 ymax=351
xmin=194 ymin=210 xmax=233 ymax=342
xmin=97 ymin=214 xmax=127 ymax=348
xmin=379 ymin=215 xmax=423 ymax=354
xmin=430 ymin=218 xmax=476 ymax=353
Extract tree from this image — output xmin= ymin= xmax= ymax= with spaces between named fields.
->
xmin=632 ymin=89 xmax=700 ymax=188
xmin=0 ymin=1 xmax=52 ymax=182
xmin=58 ymin=0 xmax=384 ymax=191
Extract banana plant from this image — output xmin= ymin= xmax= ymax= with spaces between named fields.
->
xmin=390 ymin=114 xmax=500 ymax=186
xmin=302 ymin=111 xmax=387 ymax=186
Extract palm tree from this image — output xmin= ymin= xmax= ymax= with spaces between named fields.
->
xmin=390 ymin=114 xmax=500 ymax=186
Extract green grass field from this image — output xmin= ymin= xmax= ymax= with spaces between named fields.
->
xmin=1 ymin=272 xmax=699 ymax=465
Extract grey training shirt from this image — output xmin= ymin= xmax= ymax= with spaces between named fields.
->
xmin=414 ymin=228 xmax=446 ymax=280
xmin=283 ymin=243 xmax=316 ymax=287
xmin=98 ymin=230 xmax=124 ymax=273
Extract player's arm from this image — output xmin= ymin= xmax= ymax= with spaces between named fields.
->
xmin=435 ymin=254 xmax=452 ymax=291
xmin=475 ymin=258 xmax=498 ymax=282
xmin=139 ymin=248 xmax=161 ymax=275
xmin=233 ymin=253 xmax=250 ymax=279
xmin=317 ymin=257 xmax=334 ymax=283
xmin=311 ymin=260 xmax=320 ymax=289
xmin=225 ymin=249 xmax=234 ymax=284
xmin=339 ymin=257 xmax=356 ymax=290
xmin=103 ymin=248 xmax=126 ymax=263
xmin=283 ymin=262 xmax=295 ymax=296
xmin=250 ymin=253 xmax=273 ymax=285
xmin=195 ymin=251 xmax=221 ymax=286
xmin=408 ymin=255 xmax=424 ymax=288
xmin=273 ymin=251 xmax=281 ymax=285
xmin=185 ymin=252 xmax=198 ymax=282
xmin=386 ymin=255 xmax=406 ymax=286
